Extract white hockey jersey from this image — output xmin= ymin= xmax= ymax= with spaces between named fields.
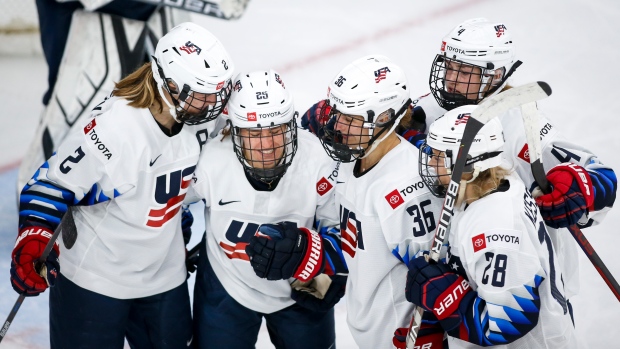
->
xmin=23 ymin=97 xmax=204 ymax=299
xmin=334 ymin=137 xmax=443 ymax=349
xmin=445 ymin=173 xmax=577 ymax=348
xmin=414 ymin=93 xmax=615 ymax=298
xmin=186 ymin=129 xmax=339 ymax=313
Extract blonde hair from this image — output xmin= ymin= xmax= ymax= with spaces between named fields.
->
xmin=113 ymin=62 xmax=163 ymax=113
xmin=465 ymin=166 xmax=511 ymax=203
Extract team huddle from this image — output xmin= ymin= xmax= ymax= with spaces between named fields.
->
xmin=10 ymin=16 xmax=617 ymax=349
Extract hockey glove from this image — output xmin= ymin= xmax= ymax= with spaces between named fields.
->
xmin=405 ymin=256 xmax=473 ymax=332
xmin=300 ymin=99 xmax=331 ymax=137
xmin=291 ymin=274 xmax=347 ymax=313
xmin=246 ymin=222 xmax=324 ymax=282
xmin=534 ymin=163 xmax=594 ymax=229
xmin=11 ymin=226 xmax=60 ymax=296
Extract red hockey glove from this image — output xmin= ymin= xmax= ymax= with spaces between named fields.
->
xmin=246 ymin=222 xmax=324 ymax=282
xmin=406 ymin=256 xmax=473 ymax=332
xmin=11 ymin=226 xmax=60 ymax=296
xmin=300 ymin=99 xmax=331 ymax=137
xmin=393 ymin=312 xmax=447 ymax=349
xmin=534 ymin=163 xmax=594 ymax=229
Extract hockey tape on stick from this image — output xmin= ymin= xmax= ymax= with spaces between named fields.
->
xmin=0 ymin=212 xmax=71 ymax=344
xmin=61 ymin=208 xmax=78 ymax=249
xmin=406 ymin=81 xmax=553 ymax=348
xmin=133 ymin=0 xmax=250 ymax=20
xmin=521 ymin=102 xmax=620 ymax=302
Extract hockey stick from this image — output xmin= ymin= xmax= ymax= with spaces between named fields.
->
xmin=521 ymin=102 xmax=620 ymax=301
xmin=0 ymin=209 xmax=77 ymax=344
xmin=405 ymin=81 xmax=553 ymax=348
xmin=133 ymin=0 xmax=250 ymax=20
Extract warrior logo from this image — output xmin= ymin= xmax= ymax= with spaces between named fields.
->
xmin=179 ymin=41 xmax=202 ymax=55
xmin=146 ymin=165 xmax=195 ymax=228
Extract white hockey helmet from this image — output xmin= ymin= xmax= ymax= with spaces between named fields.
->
xmin=430 ymin=18 xmax=522 ymax=111
xmin=151 ymin=22 xmax=235 ymax=124
xmin=227 ymin=70 xmax=298 ymax=182
xmin=320 ymin=55 xmax=411 ymax=162
xmin=419 ymin=104 xmax=505 ymax=197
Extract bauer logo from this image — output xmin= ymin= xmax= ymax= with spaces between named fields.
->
xmin=316 ymin=177 xmax=334 ymax=196
xmin=216 ymin=81 xmax=225 ymax=90
xmin=233 ymin=80 xmax=242 ymax=92
xmin=472 ymin=233 xmax=486 ymax=253
xmin=275 ymin=73 xmax=285 ymax=88
xmin=518 ymin=144 xmax=530 ymax=162
xmin=247 ymin=112 xmax=257 ymax=121
xmin=441 ymin=41 xmax=446 ymax=51
xmin=385 ymin=189 xmax=404 ymax=209
xmin=84 ymin=119 xmax=96 ymax=134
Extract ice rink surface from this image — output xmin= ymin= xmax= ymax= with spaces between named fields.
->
xmin=1 ymin=0 xmax=619 ymax=347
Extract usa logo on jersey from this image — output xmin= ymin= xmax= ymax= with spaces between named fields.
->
xmin=146 ymin=165 xmax=195 ymax=228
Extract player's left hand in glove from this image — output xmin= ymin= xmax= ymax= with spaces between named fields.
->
xmin=245 ymin=222 xmax=324 ymax=282
xmin=405 ymin=255 xmax=474 ymax=332
xmin=300 ymin=99 xmax=331 ymax=137
xmin=291 ymin=274 xmax=347 ymax=312
xmin=11 ymin=225 xmax=60 ymax=296
xmin=393 ymin=312 xmax=448 ymax=349
xmin=533 ymin=163 xmax=594 ymax=228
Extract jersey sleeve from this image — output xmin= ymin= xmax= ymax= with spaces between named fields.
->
xmin=184 ymin=149 xmax=211 ymax=206
xmin=314 ymin=160 xmax=347 ymax=275
xmin=511 ymin=110 xmax=616 ymax=227
xmin=19 ymin=117 xmax=131 ymax=231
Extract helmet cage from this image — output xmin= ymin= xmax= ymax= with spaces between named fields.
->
xmin=418 ymin=142 xmax=503 ymax=198
xmin=429 ymin=55 xmax=508 ymax=111
xmin=231 ymin=116 xmax=298 ymax=182
xmin=319 ymin=99 xmax=409 ymax=163
xmin=153 ymin=58 xmax=232 ymax=125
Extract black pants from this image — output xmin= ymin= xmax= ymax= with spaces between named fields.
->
xmin=50 ymin=273 xmax=192 ymax=349
xmin=192 ymin=239 xmax=336 ymax=349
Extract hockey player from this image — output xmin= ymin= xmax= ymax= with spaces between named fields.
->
xmin=303 ymin=18 xmax=617 ymax=303
xmin=10 ymin=22 xmax=234 ymax=348
xmin=185 ymin=70 xmax=345 ymax=349
xmin=245 ymin=55 xmax=448 ymax=348
xmin=406 ymin=18 xmax=617 ymax=301
xmin=17 ymin=0 xmax=189 ymax=193
xmin=406 ymin=104 xmax=577 ymax=348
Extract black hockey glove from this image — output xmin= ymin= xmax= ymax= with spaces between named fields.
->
xmin=245 ymin=222 xmax=325 ymax=282
xmin=291 ymin=274 xmax=347 ymax=313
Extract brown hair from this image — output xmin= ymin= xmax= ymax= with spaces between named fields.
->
xmin=465 ymin=166 xmax=511 ymax=203
xmin=113 ymin=62 xmax=163 ymax=113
